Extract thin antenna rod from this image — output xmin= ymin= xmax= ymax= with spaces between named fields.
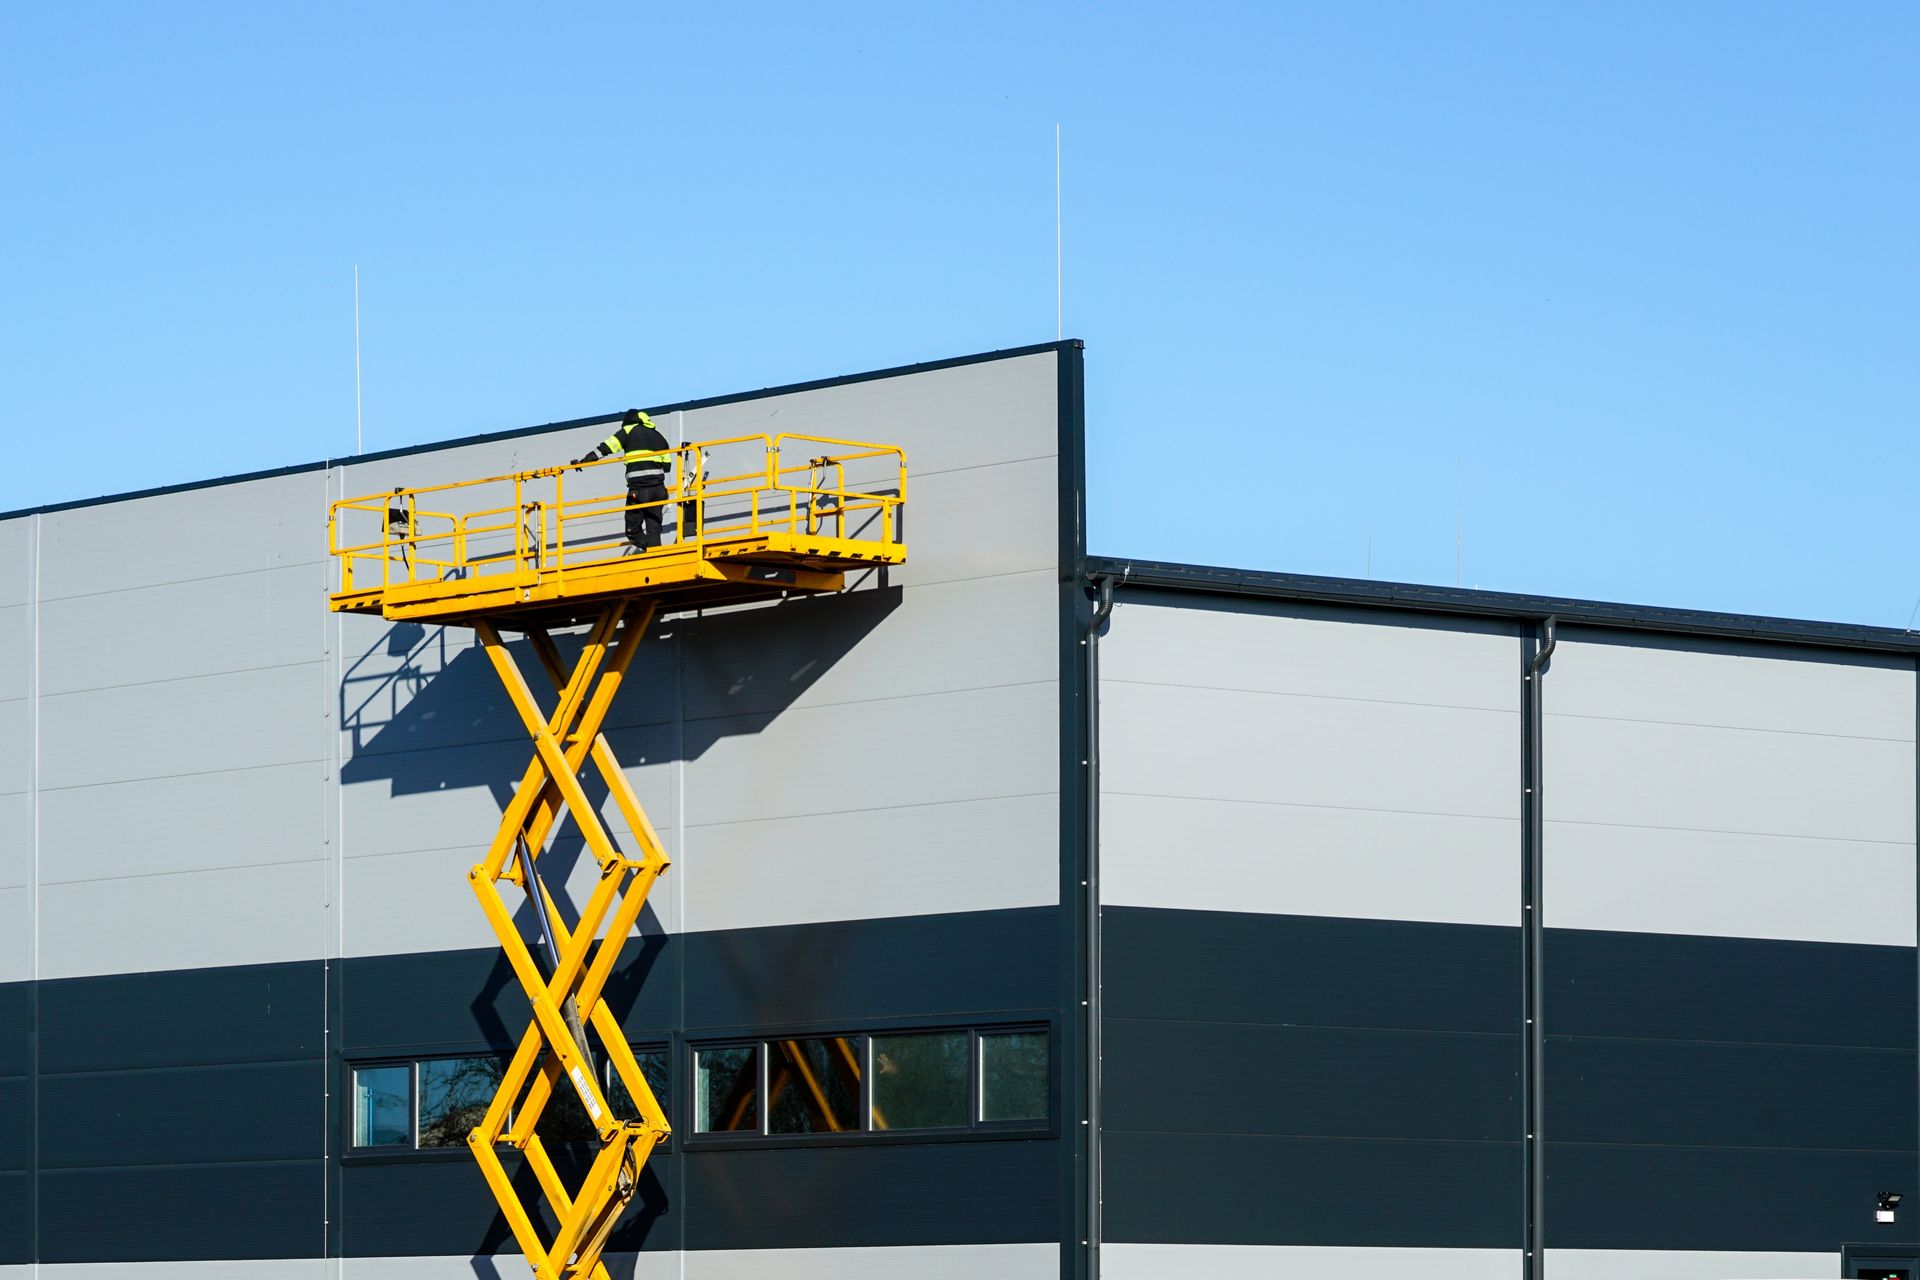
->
xmin=353 ymin=265 xmax=364 ymax=455
xmin=1055 ymin=124 xmax=1062 ymax=341
xmin=1455 ymin=459 xmax=1463 ymax=587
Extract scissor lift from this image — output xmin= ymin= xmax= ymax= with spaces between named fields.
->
xmin=327 ymin=433 xmax=908 ymax=1280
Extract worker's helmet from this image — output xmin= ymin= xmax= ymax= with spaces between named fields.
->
xmin=622 ymin=408 xmax=648 ymax=427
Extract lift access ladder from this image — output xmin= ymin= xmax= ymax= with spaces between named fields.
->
xmin=327 ymin=433 xmax=908 ymax=1280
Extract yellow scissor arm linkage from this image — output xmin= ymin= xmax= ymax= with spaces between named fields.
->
xmin=324 ymin=429 xmax=909 ymax=1278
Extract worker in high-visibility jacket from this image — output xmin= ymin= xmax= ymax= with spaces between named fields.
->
xmin=575 ymin=409 xmax=673 ymax=551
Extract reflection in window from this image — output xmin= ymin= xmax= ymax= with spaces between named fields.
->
xmin=872 ymin=1031 xmax=968 ymax=1130
xmin=695 ymin=1044 xmax=759 ymax=1132
xmin=980 ymin=1030 xmax=1049 ymax=1122
xmin=768 ymin=1037 xmax=866 ymax=1134
xmin=607 ymin=1049 xmax=670 ymax=1123
xmin=419 ymin=1056 xmax=506 ymax=1148
xmin=534 ymin=1049 xmax=599 ymax=1146
xmin=353 ymin=1064 xmax=412 ymax=1147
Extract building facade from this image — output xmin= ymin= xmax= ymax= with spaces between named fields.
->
xmin=0 ymin=341 xmax=1915 ymax=1279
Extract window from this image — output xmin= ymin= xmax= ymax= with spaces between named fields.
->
xmin=769 ymin=1036 xmax=865 ymax=1134
xmin=694 ymin=1044 xmax=759 ymax=1133
xmin=352 ymin=1064 xmax=411 ymax=1148
xmin=690 ymin=1024 xmax=1048 ymax=1142
xmin=872 ymin=1031 xmax=967 ymax=1130
xmin=350 ymin=1048 xmax=667 ymax=1153
xmin=980 ymin=1030 xmax=1048 ymax=1123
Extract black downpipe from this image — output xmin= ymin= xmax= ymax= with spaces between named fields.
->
xmin=1522 ymin=616 xmax=1556 ymax=1280
xmin=1084 ymin=574 xmax=1116 ymax=1277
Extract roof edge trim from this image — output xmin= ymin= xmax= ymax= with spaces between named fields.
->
xmin=1085 ymin=555 xmax=1920 ymax=657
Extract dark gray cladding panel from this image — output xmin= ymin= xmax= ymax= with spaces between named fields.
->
xmin=38 ymin=959 xmax=323 ymax=1072
xmin=343 ymin=947 xmax=556 ymax=1054
xmin=681 ymin=907 xmax=1058 ymax=1032
xmin=1105 ymin=1018 xmax=1518 ymax=1143
xmin=1546 ymin=927 xmax=1916 ymax=1048
xmin=1549 ymin=1035 xmax=1916 ymax=1151
xmin=682 ymin=1140 xmax=1058 ymax=1249
xmin=1104 ymin=907 xmax=1519 ymax=1033
xmin=1547 ymin=1142 xmax=1919 ymax=1251
xmin=1103 ymin=1132 xmax=1521 ymax=1247
xmin=338 ymin=1154 xmax=675 ymax=1257
xmin=40 ymin=1060 xmax=325 ymax=1168
xmin=38 ymin=1160 xmax=324 ymax=1261
xmin=0 ymin=1077 xmax=23 ymax=1170
xmin=0 ymin=1171 xmax=24 ymax=1263
xmin=0 ymin=982 xmax=25 ymax=1075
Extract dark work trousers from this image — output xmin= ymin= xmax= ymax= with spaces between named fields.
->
xmin=626 ymin=474 xmax=667 ymax=551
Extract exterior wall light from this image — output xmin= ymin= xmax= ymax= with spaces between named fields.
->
xmin=1877 ymin=1192 xmax=1903 ymax=1224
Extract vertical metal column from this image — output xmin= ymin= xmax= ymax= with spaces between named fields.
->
xmin=1522 ymin=616 xmax=1555 ymax=1280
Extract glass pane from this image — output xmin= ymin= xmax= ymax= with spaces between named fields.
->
xmin=418 ymin=1056 xmax=505 ymax=1148
xmin=607 ymin=1048 xmax=669 ymax=1122
xmin=534 ymin=1050 xmax=599 ymax=1146
xmin=980 ymin=1030 xmax=1049 ymax=1122
xmin=352 ymin=1064 xmax=412 ymax=1147
xmin=872 ymin=1031 xmax=967 ymax=1130
xmin=695 ymin=1044 xmax=759 ymax=1132
xmin=768 ymin=1036 xmax=866 ymax=1134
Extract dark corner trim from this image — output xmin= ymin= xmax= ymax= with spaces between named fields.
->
xmin=1084 ymin=556 xmax=1920 ymax=659
xmin=1521 ymin=617 xmax=1554 ymax=1279
xmin=0 ymin=340 xmax=1086 ymax=524
xmin=1055 ymin=339 xmax=1091 ymax=1280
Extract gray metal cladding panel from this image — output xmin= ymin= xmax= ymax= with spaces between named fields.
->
xmin=0 ymin=605 xmax=28 ymax=702
xmin=1100 ymin=598 xmax=1520 ymax=925
xmin=1103 ymin=907 xmax=1518 ymax=1034
xmin=0 ymin=1173 xmax=23 ymax=1264
xmin=36 ymin=469 xmax=328 ymax=599
xmin=37 ymin=661 xmax=325 ymax=790
xmin=0 ymin=701 xmax=25 ymax=797
xmin=1548 ymin=629 xmax=1916 ymax=739
xmin=38 ymin=858 xmax=327 ymax=978
xmin=38 ymin=1160 xmax=324 ymax=1261
xmin=674 ymin=572 xmax=1057 ymax=725
xmin=1101 ymin=595 xmax=1520 ymax=711
xmin=682 ymin=791 xmax=1059 ymax=936
xmin=37 ymin=959 xmax=323 ymax=1073
xmin=1545 ymin=1142 xmax=1917 ymax=1251
xmin=0 ymin=1077 xmax=24 ymax=1170
xmin=36 ymin=563 xmax=321 ymax=695
xmin=681 ymin=1140 xmax=1058 ymax=1249
xmin=340 ymin=1156 xmax=583 ymax=1257
xmin=1102 ymin=1131 xmax=1521 ymax=1247
xmin=1546 ymin=1034 xmax=1913 ymax=1151
xmin=38 ymin=763 xmax=325 ymax=885
xmin=40 ymin=1059 xmax=323 ymax=1168
xmin=1544 ymin=927 xmax=1915 ymax=1048
xmin=680 ymin=680 xmax=1055 ymax=829
xmin=0 ymin=518 xmax=28 ymax=607
xmin=681 ymin=906 xmax=1057 ymax=1032
xmin=1544 ymin=632 xmax=1915 ymax=943
xmin=1104 ymin=1018 xmax=1517 ymax=1142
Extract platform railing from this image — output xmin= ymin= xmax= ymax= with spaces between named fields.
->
xmin=329 ymin=434 xmax=907 ymax=597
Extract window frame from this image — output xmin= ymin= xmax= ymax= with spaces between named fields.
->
xmin=343 ymin=1043 xmax=671 ymax=1161
xmin=684 ymin=1020 xmax=1055 ymax=1151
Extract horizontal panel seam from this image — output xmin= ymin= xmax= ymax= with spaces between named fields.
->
xmin=1544 ymin=814 xmax=1915 ymax=848
xmin=37 ymin=656 xmax=328 ymax=699
xmin=1544 ymin=1032 xmax=1916 ymax=1054
xmin=36 ymin=559 xmax=330 ymax=605
xmin=1546 ymin=707 xmax=1916 ymax=745
xmin=38 ymin=1056 xmax=324 ymax=1080
xmin=1103 ymin=677 xmax=1517 ymax=717
xmin=38 ymin=1156 xmax=324 ymax=1174
xmin=1103 ymin=1131 xmax=1520 ymax=1146
xmin=44 ymin=854 xmax=328 ymax=888
xmin=1545 ymin=1138 xmax=1917 ymax=1155
xmin=1106 ymin=1015 xmax=1517 ymax=1038
xmin=1104 ymin=790 xmax=1517 ymax=824
xmin=35 ymin=755 xmax=329 ymax=794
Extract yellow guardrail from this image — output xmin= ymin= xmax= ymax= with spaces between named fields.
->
xmin=328 ymin=433 xmax=908 ymax=596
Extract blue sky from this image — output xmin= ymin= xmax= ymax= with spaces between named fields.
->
xmin=4 ymin=3 xmax=1914 ymax=624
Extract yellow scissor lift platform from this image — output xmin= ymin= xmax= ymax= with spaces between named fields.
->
xmin=328 ymin=433 xmax=906 ymax=1280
